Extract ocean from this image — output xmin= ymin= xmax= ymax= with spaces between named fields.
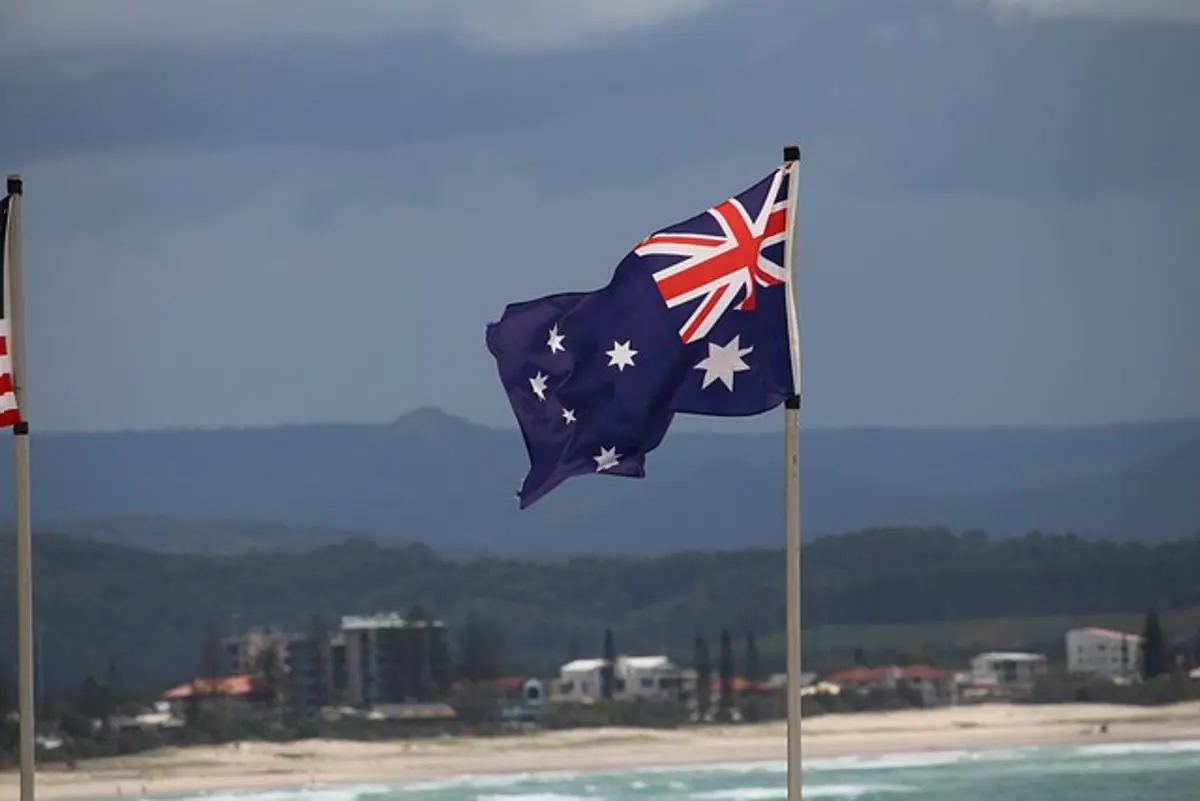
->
xmin=146 ymin=740 xmax=1200 ymax=801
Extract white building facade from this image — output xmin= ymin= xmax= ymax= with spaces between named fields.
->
xmin=558 ymin=658 xmax=606 ymax=701
xmin=618 ymin=655 xmax=681 ymax=700
xmin=969 ymin=652 xmax=1047 ymax=687
xmin=558 ymin=655 xmax=681 ymax=701
xmin=1065 ymin=627 xmax=1142 ymax=680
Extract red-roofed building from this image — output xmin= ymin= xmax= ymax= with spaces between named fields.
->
xmin=728 ymin=677 xmax=774 ymax=695
xmin=161 ymin=675 xmax=257 ymax=700
xmin=487 ymin=676 xmax=530 ymax=694
xmin=449 ymin=675 xmax=546 ymax=724
xmin=161 ymin=674 xmax=264 ymax=721
xmin=824 ymin=665 xmax=958 ymax=706
xmin=451 ymin=675 xmax=545 ymax=703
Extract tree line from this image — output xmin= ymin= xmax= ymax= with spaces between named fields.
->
xmin=4 ymin=526 xmax=1200 ymax=693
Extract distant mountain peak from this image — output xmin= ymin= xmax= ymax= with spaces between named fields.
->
xmin=388 ymin=406 xmax=479 ymax=437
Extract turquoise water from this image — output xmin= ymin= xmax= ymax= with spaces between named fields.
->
xmin=155 ymin=739 xmax=1200 ymax=800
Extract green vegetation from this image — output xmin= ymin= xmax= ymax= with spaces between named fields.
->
xmin=4 ymin=526 xmax=1200 ymax=696
xmin=601 ymin=628 xmax=616 ymax=701
xmin=0 ymin=525 xmax=1194 ymax=767
xmin=1142 ymin=609 xmax=1169 ymax=679
xmin=792 ymin=608 xmax=1200 ymax=670
xmin=717 ymin=630 xmax=734 ymax=721
xmin=1029 ymin=672 xmax=1198 ymax=706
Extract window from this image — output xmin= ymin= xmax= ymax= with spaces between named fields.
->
xmin=641 ymin=678 xmax=654 ymax=689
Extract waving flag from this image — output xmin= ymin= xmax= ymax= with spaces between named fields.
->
xmin=487 ymin=162 xmax=798 ymax=508
xmin=0 ymin=196 xmax=20 ymax=429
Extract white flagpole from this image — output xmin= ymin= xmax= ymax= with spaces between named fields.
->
xmin=780 ymin=146 xmax=803 ymax=801
xmin=6 ymin=173 xmax=36 ymax=801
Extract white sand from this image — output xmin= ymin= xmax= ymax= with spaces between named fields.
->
xmin=5 ymin=702 xmax=1200 ymax=800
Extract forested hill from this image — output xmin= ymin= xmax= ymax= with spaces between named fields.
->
xmin=6 ymin=410 xmax=1200 ymax=556
xmin=4 ymin=526 xmax=1199 ymax=694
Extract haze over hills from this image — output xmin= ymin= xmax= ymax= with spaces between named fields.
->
xmin=5 ymin=408 xmax=1200 ymax=556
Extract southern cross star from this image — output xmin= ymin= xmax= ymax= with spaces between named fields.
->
xmin=605 ymin=340 xmax=638 ymax=371
xmin=529 ymin=371 xmax=549 ymax=401
xmin=694 ymin=335 xmax=754 ymax=391
xmin=593 ymin=446 xmax=621 ymax=472
xmin=562 ymin=408 xmax=576 ymax=424
xmin=547 ymin=324 xmax=566 ymax=354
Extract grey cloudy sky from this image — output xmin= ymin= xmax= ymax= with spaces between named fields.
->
xmin=1 ymin=0 xmax=1197 ymax=432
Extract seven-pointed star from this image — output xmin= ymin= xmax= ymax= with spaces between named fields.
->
xmin=547 ymin=324 xmax=566 ymax=354
xmin=529 ymin=371 xmax=549 ymax=401
xmin=593 ymin=446 xmax=621 ymax=472
xmin=605 ymin=340 xmax=638 ymax=371
xmin=562 ymin=408 xmax=576 ymax=424
xmin=694 ymin=335 xmax=754 ymax=391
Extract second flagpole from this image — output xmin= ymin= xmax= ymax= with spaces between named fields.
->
xmin=6 ymin=174 xmax=36 ymax=801
xmin=780 ymin=145 xmax=804 ymax=801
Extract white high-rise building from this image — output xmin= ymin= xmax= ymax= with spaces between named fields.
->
xmin=1065 ymin=627 xmax=1142 ymax=680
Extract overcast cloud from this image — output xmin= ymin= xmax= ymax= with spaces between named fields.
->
xmin=0 ymin=0 xmax=1196 ymax=432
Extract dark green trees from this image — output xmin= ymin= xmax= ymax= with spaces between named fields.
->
xmin=693 ymin=636 xmax=712 ymax=720
xmin=718 ymin=629 xmax=735 ymax=720
xmin=1141 ymin=610 xmax=1169 ymax=679
xmin=601 ymin=628 xmax=617 ymax=700
xmin=458 ymin=608 xmax=506 ymax=683
xmin=745 ymin=631 xmax=763 ymax=682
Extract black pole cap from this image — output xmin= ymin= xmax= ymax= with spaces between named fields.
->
xmin=6 ymin=175 xmax=22 ymax=195
xmin=783 ymin=145 xmax=801 ymax=163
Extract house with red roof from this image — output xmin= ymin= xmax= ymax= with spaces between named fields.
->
xmin=161 ymin=674 xmax=265 ymax=721
xmin=824 ymin=664 xmax=958 ymax=706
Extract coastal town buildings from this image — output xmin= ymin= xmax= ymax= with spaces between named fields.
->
xmin=823 ymin=665 xmax=959 ymax=706
xmin=1065 ymin=628 xmax=1142 ymax=681
xmin=969 ymin=651 xmax=1047 ymax=688
xmin=557 ymin=654 xmax=682 ymax=702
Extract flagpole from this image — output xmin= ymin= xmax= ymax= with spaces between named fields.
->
xmin=780 ymin=145 xmax=803 ymax=801
xmin=6 ymin=173 xmax=36 ymax=801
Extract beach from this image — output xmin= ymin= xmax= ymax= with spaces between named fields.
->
xmin=3 ymin=702 xmax=1199 ymax=799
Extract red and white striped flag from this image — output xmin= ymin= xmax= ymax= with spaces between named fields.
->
xmin=0 ymin=194 xmax=21 ymax=428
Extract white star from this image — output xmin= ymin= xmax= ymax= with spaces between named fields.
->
xmin=605 ymin=340 xmax=638 ymax=371
xmin=547 ymin=324 xmax=566 ymax=354
xmin=562 ymin=408 xmax=576 ymax=424
xmin=593 ymin=446 xmax=621 ymax=472
xmin=694 ymin=335 xmax=754 ymax=391
xmin=529 ymin=371 xmax=549 ymax=401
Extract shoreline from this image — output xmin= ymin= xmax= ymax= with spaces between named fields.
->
xmin=5 ymin=702 xmax=1200 ymax=799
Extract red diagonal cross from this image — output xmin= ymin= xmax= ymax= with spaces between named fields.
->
xmin=648 ymin=201 xmax=787 ymax=341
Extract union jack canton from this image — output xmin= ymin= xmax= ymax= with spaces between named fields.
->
xmin=487 ymin=163 xmax=797 ymax=508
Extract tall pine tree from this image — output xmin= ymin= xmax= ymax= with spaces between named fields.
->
xmin=853 ymin=645 xmax=868 ymax=667
xmin=309 ymin=613 xmax=333 ymax=707
xmin=601 ymin=628 xmax=617 ymax=700
xmin=693 ymin=636 xmax=712 ymax=720
xmin=718 ymin=628 xmax=735 ymax=720
xmin=1141 ymin=610 xmax=1168 ymax=679
xmin=744 ymin=631 xmax=762 ymax=683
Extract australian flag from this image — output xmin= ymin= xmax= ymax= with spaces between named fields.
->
xmin=487 ymin=163 xmax=798 ymax=508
